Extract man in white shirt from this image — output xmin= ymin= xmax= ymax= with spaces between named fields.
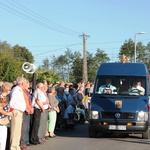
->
xmin=9 ymin=77 xmax=26 ymax=150
xmin=30 ymin=83 xmax=45 ymax=145
xmin=38 ymin=82 xmax=49 ymax=142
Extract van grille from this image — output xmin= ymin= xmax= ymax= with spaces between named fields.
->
xmin=101 ymin=112 xmax=136 ymax=119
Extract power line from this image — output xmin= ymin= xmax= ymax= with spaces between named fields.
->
xmin=18 ymin=38 xmax=150 ymax=49
xmin=0 ymin=1 xmax=80 ymax=37
xmin=34 ymin=42 xmax=82 ymax=56
xmin=11 ymin=0 xmax=80 ymax=36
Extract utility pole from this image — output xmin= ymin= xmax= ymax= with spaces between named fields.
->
xmin=80 ymin=33 xmax=90 ymax=84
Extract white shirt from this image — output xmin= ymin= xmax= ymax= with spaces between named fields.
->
xmin=136 ymin=86 xmax=145 ymax=93
xmin=41 ymin=92 xmax=49 ymax=109
xmin=32 ymin=88 xmax=43 ymax=109
xmin=99 ymin=84 xmax=117 ymax=94
xmin=32 ymin=90 xmax=49 ymax=109
xmin=89 ymin=87 xmax=94 ymax=94
xmin=10 ymin=86 xmax=26 ymax=112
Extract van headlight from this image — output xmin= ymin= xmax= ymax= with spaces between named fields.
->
xmin=90 ymin=111 xmax=99 ymax=119
xmin=137 ymin=111 xmax=148 ymax=121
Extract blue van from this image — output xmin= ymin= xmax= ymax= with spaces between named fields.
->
xmin=89 ymin=62 xmax=150 ymax=139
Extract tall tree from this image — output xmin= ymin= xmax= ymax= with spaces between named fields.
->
xmin=12 ymin=44 xmax=34 ymax=63
xmin=94 ymin=49 xmax=110 ymax=66
xmin=71 ymin=51 xmax=83 ymax=83
xmin=0 ymin=41 xmax=11 ymax=52
xmin=119 ymin=39 xmax=134 ymax=61
xmin=55 ymin=55 xmax=67 ymax=80
xmin=119 ymin=39 xmax=147 ymax=64
xmin=86 ymin=52 xmax=95 ymax=81
xmin=36 ymin=69 xmax=59 ymax=84
xmin=64 ymin=49 xmax=74 ymax=82
xmin=49 ymin=55 xmax=57 ymax=72
xmin=136 ymin=42 xmax=146 ymax=63
xmin=145 ymin=42 xmax=150 ymax=69
xmin=0 ymin=52 xmax=21 ymax=82
xmin=39 ymin=57 xmax=50 ymax=70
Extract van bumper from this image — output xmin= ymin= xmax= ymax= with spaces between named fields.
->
xmin=89 ymin=119 xmax=149 ymax=133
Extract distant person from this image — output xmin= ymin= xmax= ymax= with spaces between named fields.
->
xmin=56 ymin=81 xmax=65 ymax=101
xmin=89 ymin=83 xmax=94 ymax=97
xmin=76 ymin=85 xmax=85 ymax=106
xmin=84 ymin=82 xmax=90 ymax=97
xmin=99 ymin=79 xmax=117 ymax=94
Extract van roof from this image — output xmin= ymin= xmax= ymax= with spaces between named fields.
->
xmin=97 ymin=62 xmax=148 ymax=76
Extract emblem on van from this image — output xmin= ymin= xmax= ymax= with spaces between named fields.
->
xmin=115 ymin=113 xmax=121 ymax=119
xmin=115 ymin=100 xmax=122 ymax=108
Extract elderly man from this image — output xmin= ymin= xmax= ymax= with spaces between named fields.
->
xmin=9 ymin=77 xmax=27 ymax=150
xmin=30 ymin=83 xmax=45 ymax=145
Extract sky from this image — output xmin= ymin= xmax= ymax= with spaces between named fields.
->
xmin=0 ymin=0 xmax=150 ymax=67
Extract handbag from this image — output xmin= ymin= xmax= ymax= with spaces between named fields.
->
xmin=0 ymin=117 xmax=9 ymax=125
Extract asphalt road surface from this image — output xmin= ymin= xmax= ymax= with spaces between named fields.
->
xmin=29 ymin=122 xmax=150 ymax=150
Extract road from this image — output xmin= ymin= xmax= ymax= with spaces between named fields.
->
xmin=29 ymin=122 xmax=150 ymax=150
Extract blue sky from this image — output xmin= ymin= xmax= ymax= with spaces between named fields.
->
xmin=0 ymin=0 xmax=149 ymax=67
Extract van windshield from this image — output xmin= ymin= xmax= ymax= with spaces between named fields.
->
xmin=94 ymin=76 xmax=146 ymax=96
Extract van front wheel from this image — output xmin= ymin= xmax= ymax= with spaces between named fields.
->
xmin=88 ymin=126 xmax=97 ymax=138
xmin=142 ymin=128 xmax=150 ymax=139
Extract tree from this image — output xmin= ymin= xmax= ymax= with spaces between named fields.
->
xmin=44 ymin=49 xmax=110 ymax=83
xmin=94 ymin=49 xmax=110 ymax=66
xmin=119 ymin=39 xmax=134 ymax=61
xmin=36 ymin=69 xmax=59 ymax=84
xmin=87 ymin=49 xmax=110 ymax=82
xmin=86 ymin=52 xmax=95 ymax=81
xmin=145 ymin=42 xmax=150 ymax=69
xmin=136 ymin=42 xmax=146 ymax=63
xmin=12 ymin=44 xmax=34 ymax=63
xmin=46 ymin=49 xmax=75 ymax=82
xmin=55 ymin=55 xmax=67 ymax=80
xmin=0 ymin=41 xmax=11 ymax=52
xmin=72 ymin=51 xmax=83 ymax=83
xmin=0 ymin=41 xmax=35 ymax=82
xmin=0 ymin=52 xmax=22 ymax=82
xmin=64 ymin=49 xmax=74 ymax=82
xmin=119 ymin=39 xmax=146 ymax=63
xmin=39 ymin=57 xmax=50 ymax=70
xmin=49 ymin=55 xmax=57 ymax=72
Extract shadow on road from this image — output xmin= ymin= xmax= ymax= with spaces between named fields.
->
xmin=55 ymin=121 xmax=150 ymax=148
xmin=55 ymin=123 xmax=89 ymax=138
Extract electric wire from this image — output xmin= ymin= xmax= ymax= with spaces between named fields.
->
xmin=34 ymin=42 xmax=82 ymax=56
xmin=10 ymin=0 xmax=80 ymax=36
xmin=0 ymin=1 xmax=80 ymax=37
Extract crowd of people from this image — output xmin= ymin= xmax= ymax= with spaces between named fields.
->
xmin=0 ymin=77 xmax=94 ymax=150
